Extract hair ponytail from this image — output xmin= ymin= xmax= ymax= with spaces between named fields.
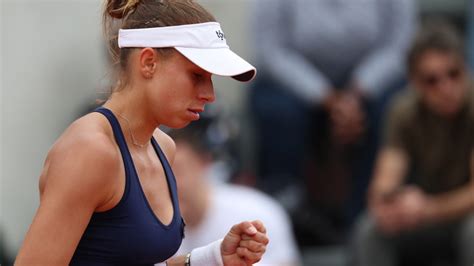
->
xmin=102 ymin=0 xmax=141 ymax=68
xmin=105 ymin=0 xmax=140 ymax=19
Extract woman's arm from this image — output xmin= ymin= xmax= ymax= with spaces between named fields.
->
xmin=15 ymin=127 xmax=120 ymax=265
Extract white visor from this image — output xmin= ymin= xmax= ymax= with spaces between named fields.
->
xmin=118 ymin=22 xmax=256 ymax=82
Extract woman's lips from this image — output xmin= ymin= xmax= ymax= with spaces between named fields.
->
xmin=187 ymin=108 xmax=203 ymax=120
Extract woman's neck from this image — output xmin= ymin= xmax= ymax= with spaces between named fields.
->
xmin=103 ymin=88 xmax=158 ymax=148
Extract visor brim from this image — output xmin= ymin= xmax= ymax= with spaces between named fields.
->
xmin=175 ymin=47 xmax=257 ymax=82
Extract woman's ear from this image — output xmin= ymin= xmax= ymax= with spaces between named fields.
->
xmin=139 ymin=47 xmax=157 ymax=79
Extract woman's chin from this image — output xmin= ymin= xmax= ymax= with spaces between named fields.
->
xmin=165 ymin=120 xmax=193 ymax=129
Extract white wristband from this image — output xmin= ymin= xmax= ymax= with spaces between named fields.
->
xmin=190 ymin=239 xmax=224 ymax=266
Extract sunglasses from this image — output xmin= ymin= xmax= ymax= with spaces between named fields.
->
xmin=418 ymin=67 xmax=464 ymax=87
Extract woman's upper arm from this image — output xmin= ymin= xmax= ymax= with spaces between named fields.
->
xmin=15 ymin=133 xmax=120 ymax=265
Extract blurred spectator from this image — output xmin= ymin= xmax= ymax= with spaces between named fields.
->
xmin=168 ymin=116 xmax=301 ymax=266
xmin=249 ymin=0 xmax=417 ymax=243
xmin=352 ymin=20 xmax=474 ymax=266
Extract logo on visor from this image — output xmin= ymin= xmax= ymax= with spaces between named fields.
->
xmin=216 ymin=30 xmax=225 ymax=41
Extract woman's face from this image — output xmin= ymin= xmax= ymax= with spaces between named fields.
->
xmin=145 ymin=50 xmax=215 ymax=128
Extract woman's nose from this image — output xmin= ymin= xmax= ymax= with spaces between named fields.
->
xmin=199 ymin=79 xmax=215 ymax=103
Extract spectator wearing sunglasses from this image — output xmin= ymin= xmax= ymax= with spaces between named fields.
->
xmin=352 ymin=20 xmax=474 ymax=266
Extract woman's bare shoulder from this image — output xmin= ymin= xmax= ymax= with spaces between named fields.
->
xmin=39 ymin=112 xmax=121 ymax=204
xmin=153 ymin=128 xmax=176 ymax=164
xmin=47 ymin=112 xmax=119 ymax=164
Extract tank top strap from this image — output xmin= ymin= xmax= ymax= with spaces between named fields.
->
xmin=93 ymin=107 xmax=135 ymax=169
xmin=150 ymin=136 xmax=181 ymax=214
xmin=150 ymin=137 xmax=173 ymax=178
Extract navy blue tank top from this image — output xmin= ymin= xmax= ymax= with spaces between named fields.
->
xmin=70 ymin=107 xmax=185 ymax=266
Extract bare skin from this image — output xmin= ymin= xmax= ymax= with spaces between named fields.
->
xmin=15 ymin=48 xmax=268 ymax=265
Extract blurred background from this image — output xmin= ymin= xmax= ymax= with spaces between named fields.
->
xmin=2 ymin=0 xmax=474 ymax=265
